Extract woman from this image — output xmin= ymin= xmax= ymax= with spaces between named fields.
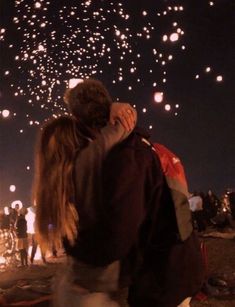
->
xmin=33 ymin=103 xmax=136 ymax=306
xmin=16 ymin=207 xmax=28 ymax=267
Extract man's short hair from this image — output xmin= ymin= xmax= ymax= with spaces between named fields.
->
xmin=64 ymin=79 xmax=112 ymax=129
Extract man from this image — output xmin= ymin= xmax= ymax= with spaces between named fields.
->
xmin=65 ymin=79 xmax=204 ymax=307
xmin=189 ymin=193 xmax=206 ymax=232
xmin=25 ymin=206 xmax=46 ymax=264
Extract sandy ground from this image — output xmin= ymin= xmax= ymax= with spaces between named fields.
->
xmin=191 ymin=231 xmax=235 ymax=307
xmin=0 ymin=232 xmax=235 ymax=306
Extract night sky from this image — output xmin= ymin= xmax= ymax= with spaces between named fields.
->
xmin=0 ymin=0 xmax=234 ymax=207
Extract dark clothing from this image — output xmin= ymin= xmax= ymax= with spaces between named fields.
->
xmin=229 ymin=192 xmax=235 ymax=219
xmin=1 ymin=215 xmax=10 ymax=229
xmin=64 ymin=126 xmax=204 ymax=306
xmin=16 ymin=215 xmax=28 ymax=266
xmin=64 ymin=127 xmax=160 ymax=266
xmin=204 ymin=194 xmax=220 ymax=221
xmin=30 ymin=234 xmax=46 ymax=264
xmin=64 ymin=123 xmax=132 ymax=265
xmin=192 ymin=210 xmax=206 ymax=232
xmin=16 ymin=215 xmax=27 ymax=238
xmin=9 ymin=209 xmax=18 ymax=226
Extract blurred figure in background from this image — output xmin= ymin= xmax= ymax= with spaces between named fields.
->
xmin=9 ymin=207 xmax=18 ymax=228
xmin=188 ymin=192 xmax=206 ymax=232
xmin=16 ymin=207 xmax=28 ymax=267
xmin=211 ymin=192 xmax=235 ymax=229
xmin=1 ymin=208 xmax=10 ymax=230
xmin=229 ymin=191 xmax=235 ymax=219
xmin=25 ymin=206 xmax=46 ymax=264
xmin=204 ymin=189 xmax=220 ymax=225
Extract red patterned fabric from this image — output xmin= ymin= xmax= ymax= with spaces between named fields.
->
xmin=153 ymin=143 xmax=188 ymax=192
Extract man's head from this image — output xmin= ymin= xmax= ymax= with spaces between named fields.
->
xmin=64 ymin=79 xmax=112 ymax=129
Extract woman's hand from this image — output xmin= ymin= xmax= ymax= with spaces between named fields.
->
xmin=110 ymin=102 xmax=137 ymax=131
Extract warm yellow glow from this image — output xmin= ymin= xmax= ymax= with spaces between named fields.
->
xmin=162 ymin=35 xmax=168 ymax=42
xmin=2 ymin=109 xmax=10 ymax=118
xmin=4 ymin=207 xmax=9 ymax=215
xmin=0 ymin=256 xmax=6 ymax=265
xmin=35 ymin=2 xmax=41 ymax=9
xmin=169 ymin=33 xmax=179 ymax=42
xmin=9 ymin=185 xmax=16 ymax=192
xmin=154 ymin=92 xmax=164 ymax=103
xmin=216 ymin=75 xmax=223 ymax=82
xmin=11 ymin=200 xmax=23 ymax=209
xmin=165 ymin=104 xmax=171 ymax=111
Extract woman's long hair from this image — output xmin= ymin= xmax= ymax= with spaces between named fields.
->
xmin=33 ymin=116 xmax=82 ymax=251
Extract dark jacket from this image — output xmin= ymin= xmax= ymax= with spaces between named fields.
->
xmin=16 ymin=215 xmax=27 ymax=239
xmin=64 ymin=126 xmax=204 ymax=306
xmin=64 ymin=126 xmax=155 ymax=265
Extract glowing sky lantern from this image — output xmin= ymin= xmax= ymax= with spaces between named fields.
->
xmin=162 ymin=35 xmax=168 ymax=42
xmin=9 ymin=185 xmax=16 ymax=192
xmin=169 ymin=33 xmax=179 ymax=42
xmin=11 ymin=200 xmax=23 ymax=209
xmin=2 ymin=0 xmax=188 ymax=120
xmin=38 ymin=44 xmax=45 ymax=51
xmin=165 ymin=104 xmax=171 ymax=111
xmin=68 ymin=78 xmax=84 ymax=89
xmin=35 ymin=2 xmax=42 ymax=9
xmin=216 ymin=75 xmax=223 ymax=82
xmin=154 ymin=92 xmax=164 ymax=103
xmin=2 ymin=109 xmax=10 ymax=118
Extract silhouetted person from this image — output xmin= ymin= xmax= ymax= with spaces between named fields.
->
xmin=16 ymin=207 xmax=28 ymax=267
xmin=204 ymin=189 xmax=220 ymax=224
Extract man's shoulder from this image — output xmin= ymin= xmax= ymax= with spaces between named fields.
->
xmin=106 ymin=126 xmax=162 ymax=168
xmin=120 ymin=126 xmax=153 ymax=150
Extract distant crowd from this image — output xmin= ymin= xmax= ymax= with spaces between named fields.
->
xmin=0 ymin=204 xmax=56 ymax=267
xmin=189 ymin=189 xmax=235 ymax=232
xmin=0 ymin=188 xmax=233 ymax=268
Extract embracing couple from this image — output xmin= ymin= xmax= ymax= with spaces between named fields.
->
xmin=33 ymin=79 xmax=204 ymax=307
